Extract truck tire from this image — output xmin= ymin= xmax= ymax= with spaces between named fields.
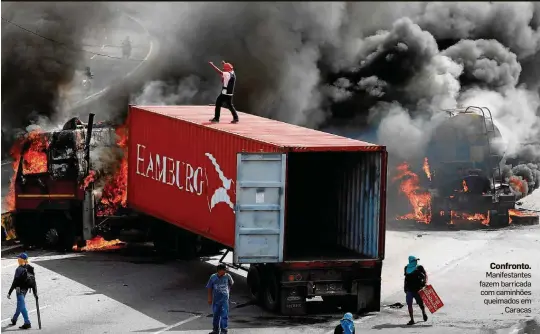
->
xmin=247 ymin=266 xmax=262 ymax=302
xmin=44 ymin=227 xmax=60 ymax=248
xmin=490 ymin=209 xmax=509 ymax=228
xmin=262 ymin=272 xmax=280 ymax=312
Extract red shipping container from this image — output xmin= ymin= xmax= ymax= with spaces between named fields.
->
xmin=127 ymin=105 xmax=387 ymax=263
xmin=419 ymin=284 xmax=444 ymax=313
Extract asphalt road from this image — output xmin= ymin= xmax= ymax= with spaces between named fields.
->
xmin=2 ymin=226 xmax=539 ymax=333
xmin=1 ymin=12 xmax=152 ymax=212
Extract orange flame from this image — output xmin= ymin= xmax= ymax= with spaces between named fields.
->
xmin=5 ymin=130 xmax=49 ymax=212
xmin=508 ymin=176 xmax=527 ymax=196
xmin=450 ymin=211 xmax=490 ymax=226
xmin=81 ymin=170 xmax=97 ymax=189
xmin=462 ymin=180 xmax=469 ymax=193
xmin=423 ymin=157 xmax=432 ymax=181
xmin=72 ymin=235 xmax=125 ymax=252
xmin=393 ymin=162 xmax=432 ymax=224
xmin=97 ymin=126 xmax=128 ymax=216
xmin=508 ymin=209 xmax=539 ymax=224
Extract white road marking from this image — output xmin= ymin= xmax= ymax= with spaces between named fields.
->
xmin=2 ymin=252 xmax=82 ymax=269
xmin=1 ymin=245 xmax=23 ymax=253
xmin=1 ymin=161 xmax=12 ymax=166
xmin=90 ymin=44 xmax=105 ymax=60
xmin=152 ymin=315 xmax=202 ymax=334
xmin=76 ymin=14 xmax=154 ymax=105
xmin=1 ymin=304 xmax=50 ymax=323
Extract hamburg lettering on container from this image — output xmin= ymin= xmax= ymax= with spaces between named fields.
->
xmin=135 ymin=144 xmax=236 ymax=214
xmin=205 ymin=153 xmax=235 ymax=213
xmin=135 ymin=144 xmax=205 ymax=196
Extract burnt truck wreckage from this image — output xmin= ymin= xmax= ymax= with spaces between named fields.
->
xmin=9 ymin=114 xmax=219 ymax=254
xmin=425 ymin=106 xmax=526 ymax=227
xmin=11 ymin=114 xmax=115 ymax=249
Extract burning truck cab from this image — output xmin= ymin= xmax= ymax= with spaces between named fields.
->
xmin=11 ymin=114 xmax=118 ymax=249
xmin=425 ymin=106 xmax=517 ymax=226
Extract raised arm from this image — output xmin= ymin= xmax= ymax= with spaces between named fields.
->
xmin=208 ymin=61 xmax=223 ymax=75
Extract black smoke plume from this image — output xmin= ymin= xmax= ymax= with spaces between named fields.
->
xmin=1 ymin=2 xmax=115 ymax=155
xmin=125 ymin=2 xmax=540 ymax=162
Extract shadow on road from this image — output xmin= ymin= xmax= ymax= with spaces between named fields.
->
xmin=35 ymin=243 xmax=345 ymax=330
xmin=372 ymin=322 xmax=432 ymax=330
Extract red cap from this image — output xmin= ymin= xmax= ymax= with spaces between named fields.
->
xmin=223 ymin=62 xmax=233 ymax=71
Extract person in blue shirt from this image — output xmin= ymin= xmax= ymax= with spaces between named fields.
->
xmin=206 ymin=264 xmax=234 ymax=334
xmin=334 ymin=312 xmax=355 ymax=334
xmin=7 ymin=253 xmax=38 ymax=330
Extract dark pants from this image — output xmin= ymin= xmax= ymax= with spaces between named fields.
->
xmin=214 ymin=94 xmax=238 ymax=121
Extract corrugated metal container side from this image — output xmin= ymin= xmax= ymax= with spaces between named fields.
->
xmin=127 ymin=105 xmax=387 ymax=260
xmin=283 ymin=150 xmax=386 ymax=262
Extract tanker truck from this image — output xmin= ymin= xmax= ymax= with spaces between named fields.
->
xmin=7 ymin=105 xmax=388 ymax=315
xmin=425 ymin=106 xmax=517 ymax=226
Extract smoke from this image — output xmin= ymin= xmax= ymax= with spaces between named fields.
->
xmin=1 ymin=2 xmax=116 ymax=152
xmin=4 ymin=2 xmax=540 ymax=166
xmin=121 ymin=2 xmax=539 ymax=163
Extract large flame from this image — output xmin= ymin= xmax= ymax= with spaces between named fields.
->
xmin=72 ymin=235 xmax=125 ymax=252
xmin=394 ymin=158 xmax=500 ymax=226
xmin=393 ymin=162 xmax=432 ymax=224
xmin=450 ymin=211 xmax=490 ymax=226
xmin=508 ymin=209 xmax=539 ymax=224
xmin=5 ymin=130 xmax=49 ymax=212
xmin=96 ymin=126 xmax=128 ymax=216
xmin=508 ymin=176 xmax=527 ymax=197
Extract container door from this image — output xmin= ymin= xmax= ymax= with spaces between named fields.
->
xmin=234 ymin=153 xmax=286 ymax=264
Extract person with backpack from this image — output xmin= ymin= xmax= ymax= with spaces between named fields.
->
xmin=334 ymin=312 xmax=355 ymax=334
xmin=404 ymin=255 xmax=428 ymax=325
xmin=206 ymin=263 xmax=234 ymax=334
xmin=7 ymin=253 xmax=38 ymax=330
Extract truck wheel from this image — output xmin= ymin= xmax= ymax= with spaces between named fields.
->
xmin=44 ymin=227 xmax=60 ymax=248
xmin=247 ymin=266 xmax=262 ymax=302
xmin=262 ymin=273 xmax=280 ymax=312
xmin=490 ymin=209 xmax=509 ymax=228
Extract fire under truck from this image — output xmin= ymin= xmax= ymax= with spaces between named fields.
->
xmin=425 ymin=106 xmax=517 ymax=227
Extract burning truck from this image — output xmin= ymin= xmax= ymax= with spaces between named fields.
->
xmin=394 ymin=106 xmax=539 ymax=227
xmin=4 ymin=114 xmax=125 ymax=249
xmin=5 ymin=105 xmax=388 ymax=316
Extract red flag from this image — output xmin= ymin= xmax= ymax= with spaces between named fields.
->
xmin=419 ymin=284 xmax=444 ymax=313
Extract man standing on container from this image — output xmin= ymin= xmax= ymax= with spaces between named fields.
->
xmin=404 ymin=255 xmax=428 ymax=325
xmin=206 ymin=263 xmax=234 ymax=334
xmin=208 ymin=60 xmax=239 ymax=124
xmin=7 ymin=253 xmax=38 ymax=330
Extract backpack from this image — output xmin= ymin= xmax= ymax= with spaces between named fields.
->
xmin=20 ymin=265 xmax=36 ymax=290
xmin=404 ymin=266 xmax=426 ymax=290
